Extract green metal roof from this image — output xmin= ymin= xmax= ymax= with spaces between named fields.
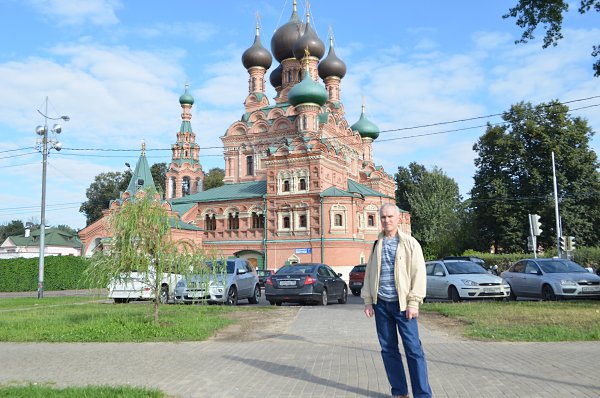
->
xmin=171 ymin=180 xmax=267 ymax=205
xmin=347 ymin=179 xmax=390 ymax=198
xmin=6 ymin=228 xmax=82 ymax=249
xmin=179 ymin=120 xmax=193 ymax=133
xmin=320 ymin=186 xmax=356 ymax=198
xmin=169 ymin=218 xmax=201 ymax=231
xmin=126 ymin=151 xmax=157 ymax=196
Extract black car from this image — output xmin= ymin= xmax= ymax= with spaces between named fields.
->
xmin=256 ymin=269 xmax=273 ymax=288
xmin=265 ymin=263 xmax=348 ymax=306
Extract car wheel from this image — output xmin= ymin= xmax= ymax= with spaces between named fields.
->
xmin=158 ymin=287 xmax=169 ymax=304
xmin=508 ymin=285 xmax=517 ymax=301
xmin=248 ymin=285 xmax=260 ymax=304
xmin=274 ymin=301 xmax=282 ymax=306
xmin=226 ymin=286 xmax=238 ymax=305
xmin=351 ymin=289 xmax=360 ymax=296
xmin=448 ymin=286 xmax=461 ymax=302
xmin=113 ymin=298 xmax=127 ymax=304
xmin=542 ymin=284 xmax=557 ymax=301
xmin=319 ymin=289 xmax=328 ymax=306
xmin=338 ymin=286 xmax=348 ymax=304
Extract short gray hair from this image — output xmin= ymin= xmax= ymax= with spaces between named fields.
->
xmin=379 ymin=203 xmax=401 ymax=216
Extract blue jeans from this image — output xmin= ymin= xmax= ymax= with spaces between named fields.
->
xmin=374 ymin=299 xmax=432 ymax=398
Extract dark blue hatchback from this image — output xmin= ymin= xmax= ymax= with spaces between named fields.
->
xmin=265 ymin=263 xmax=348 ymax=306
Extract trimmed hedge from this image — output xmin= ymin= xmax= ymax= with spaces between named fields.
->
xmin=0 ymin=256 xmax=97 ymax=292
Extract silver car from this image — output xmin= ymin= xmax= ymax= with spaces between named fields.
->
xmin=426 ymin=260 xmax=511 ymax=302
xmin=501 ymin=258 xmax=600 ymax=300
xmin=173 ymin=258 xmax=260 ymax=305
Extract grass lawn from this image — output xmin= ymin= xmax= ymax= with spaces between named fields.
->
xmin=0 ymin=296 xmax=273 ymax=343
xmin=421 ymin=300 xmax=600 ymax=341
xmin=0 ymin=384 xmax=168 ymax=397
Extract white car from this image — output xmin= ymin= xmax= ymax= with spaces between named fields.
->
xmin=425 ymin=260 xmax=511 ymax=302
xmin=108 ymin=271 xmax=182 ymax=304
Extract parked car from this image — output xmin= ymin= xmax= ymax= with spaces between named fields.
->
xmin=443 ymin=256 xmax=486 ymax=267
xmin=108 ymin=270 xmax=182 ymax=304
xmin=501 ymin=258 xmax=600 ymax=300
xmin=349 ymin=264 xmax=366 ymax=296
xmin=257 ymin=269 xmax=274 ymax=288
xmin=173 ymin=258 xmax=260 ymax=305
xmin=425 ymin=260 xmax=511 ymax=302
xmin=265 ymin=263 xmax=348 ymax=306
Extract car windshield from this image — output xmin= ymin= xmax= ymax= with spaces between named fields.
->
xmin=444 ymin=261 xmax=488 ymax=275
xmin=351 ymin=265 xmax=366 ymax=272
xmin=205 ymin=260 xmax=235 ymax=274
xmin=538 ymin=260 xmax=587 ymax=273
xmin=277 ymin=265 xmax=316 ymax=274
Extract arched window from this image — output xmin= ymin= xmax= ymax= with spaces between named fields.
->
xmin=283 ymin=216 xmax=291 ymax=229
xmin=299 ymin=214 xmax=307 ymax=228
xmin=299 ymin=178 xmax=307 ymax=191
xmin=182 ymin=177 xmax=190 ymax=196
xmin=334 ymin=214 xmax=343 ymax=227
xmin=283 ymin=180 xmax=290 ymax=192
xmin=169 ymin=177 xmax=176 ymax=198
xmin=368 ymin=214 xmax=375 ymax=227
xmin=246 ymin=155 xmax=254 ymax=176
xmin=228 ymin=212 xmax=239 ymax=230
xmin=252 ymin=212 xmax=264 ymax=229
xmin=205 ymin=214 xmax=216 ymax=231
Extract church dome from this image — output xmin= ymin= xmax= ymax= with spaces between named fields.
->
xmin=288 ymin=69 xmax=328 ymax=106
xmin=242 ymin=27 xmax=273 ymax=70
xmin=351 ymin=106 xmax=380 ymax=140
xmin=270 ymin=64 xmax=283 ymax=88
xmin=318 ymin=38 xmax=346 ymax=79
xmin=292 ymin=20 xmax=325 ymax=61
xmin=179 ymin=84 xmax=194 ymax=106
xmin=271 ymin=3 xmax=304 ymax=62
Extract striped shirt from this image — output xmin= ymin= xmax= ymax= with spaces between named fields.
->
xmin=377 ymin=235 xmax=399 ymax=301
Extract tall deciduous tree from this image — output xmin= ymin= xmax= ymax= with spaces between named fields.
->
xmin=0 ymin=220 xmax=25 ymax=242
xmin=471 ymin=101 xmax=600 ymax=253
xmin=395 ymin=162 xmax=464 ymax=258
xmin=504 ymin=0 xmax=600 ymax=76
xmin=204 ymin=167 xmax=225 ymax=190
xmin=80 ymin=172 xmax=131 ymax=226
xmin=150 ymin=162 xmax=167 ymax=194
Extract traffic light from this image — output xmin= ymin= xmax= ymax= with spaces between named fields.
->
xmin=529 ymin=214 xmax=542 ymax=236
xmin=560 ymin=236 xmax=566 ymax=252
xmin=567 ymin=236 xmax=576 ymax=251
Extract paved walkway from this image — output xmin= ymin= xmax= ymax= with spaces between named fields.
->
xmin=1 ymin=294 xmax=599 ymax=397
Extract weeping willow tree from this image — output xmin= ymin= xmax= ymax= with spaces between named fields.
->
xmin=85 ymin=190 xmax=213 ymax=324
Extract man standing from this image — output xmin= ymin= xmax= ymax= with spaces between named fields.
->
xmin=362 ymin=203 xmax=432 ymax=398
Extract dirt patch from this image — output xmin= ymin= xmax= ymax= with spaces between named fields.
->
xmin=210 ymin=307 xmax=300 ymax=342
xmin=419 ymin=311 xmax=470 ymax=340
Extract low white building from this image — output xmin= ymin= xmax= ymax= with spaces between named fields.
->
xmin=0 ymin=228 xmax=82 ymax=259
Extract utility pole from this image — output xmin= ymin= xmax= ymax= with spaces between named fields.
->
xmin=551 ymin=151 xmax=562 ymax=258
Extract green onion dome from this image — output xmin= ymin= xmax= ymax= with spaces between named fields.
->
xmin=351 ymin=106 xmax=380 ymax=140
xmin=242 ymin=26 xmax=273 ymax=70
xmin=179 ymin=84 xmax=194 ymax=106
xmin=288 ymin=69 xmax=328 ymax=106
xmin=271 ymin=3 xmax=304 ymax=62
xmin=318 ymin=37 xmax=346 ymax=79
xmin=270 ymin=64 xmax=283 ymax=88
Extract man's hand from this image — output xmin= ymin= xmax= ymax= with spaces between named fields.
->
xmin=407 ymin=307 xmax=419 ymax=320
xmin=364 ymin=304 xmax=374 ymax=318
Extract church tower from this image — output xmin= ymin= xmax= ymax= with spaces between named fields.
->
xmin=166 ymin=84 xmax=205 ymax=199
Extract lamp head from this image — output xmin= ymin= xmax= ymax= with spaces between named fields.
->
xmin=36 ymin=125 xmax=46 ymax=135
xmin=53 ymin=141 xmax=62 ymax=151
xmin=52 ymin=124 xmax=62 ymax=134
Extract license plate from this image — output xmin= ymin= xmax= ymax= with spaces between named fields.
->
xmin=483 ymin=288 xmax=500 ymax=293
xmin=581 ymin=286 xmax=600 ymax=292
xmin=187 ymin=291 xmax=205 ymax=298
xmin=279 ymin=280 xmax=296 ymax=286
xmin=351 ymin=282 xmax=362 ymax=286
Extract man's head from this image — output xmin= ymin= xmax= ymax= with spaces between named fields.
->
xmin=380 ymin=203 xmax=401 ymax=237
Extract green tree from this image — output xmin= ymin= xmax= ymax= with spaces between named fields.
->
xmin=504 ymin=0 xmax=600 ymax=76
xmin=150 ymin=162 xmax=167 ymax=195
xmin=471 ymin=100 xmax=600 ymax=252
xmin=56 ymin=224 xmax=78 ymax=235
xmin=204 ymin=167 xmax=225 ymax=190
xmin=395 ymin=162 xmax=464 ymax=258
xmin=80 ymin=172 xmax=131 ymax=226
xmin=0 ymin=220 xmax=25 ymax=242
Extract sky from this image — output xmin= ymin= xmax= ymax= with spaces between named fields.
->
xmin=0 ymin=0 xmax=599 ymax=230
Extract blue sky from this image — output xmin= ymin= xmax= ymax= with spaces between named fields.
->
xmin=0 ymin=0 xmax=599 ymax=230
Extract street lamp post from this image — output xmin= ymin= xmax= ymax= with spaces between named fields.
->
xmin=35 ymin=96 xmax=69 ymax=299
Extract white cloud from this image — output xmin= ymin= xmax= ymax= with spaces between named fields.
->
xmin=26 ymin=0 xmax=121 ymax=26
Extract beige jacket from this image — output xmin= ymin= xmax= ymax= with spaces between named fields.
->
xmin=361 ymin=230 xmax=427 ymax=311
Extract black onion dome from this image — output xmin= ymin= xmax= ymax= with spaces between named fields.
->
xmin=242 ymin=27 xmax=273 ymax=70
xmin=271 ymin=5 xmax=304 ymax=62
xmin=318 ymin=38 xmax=346 ymax=79
xmin=270 ymin=64 xmax=283 ymax=88
xmin=293 ymin=21 xmax=325 ymax=61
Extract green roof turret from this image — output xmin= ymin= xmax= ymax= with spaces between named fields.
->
xmin=351 ymin=103 xmax=380 ymax=140
xmin=179 ymin=84 xmax=194 ymax=106
xmin=288 ymin=67 xmax=328 ymax=106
